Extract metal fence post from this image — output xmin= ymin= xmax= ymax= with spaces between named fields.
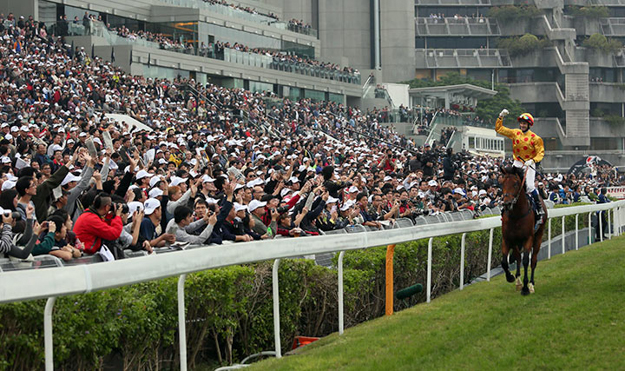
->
xmin=599 ymin=210 xmax=603 ymax=242
xmin=178 ymin=274 xmax=187 ymax=371
xmin=44 ymin=297 xmax=56 ymax=371
xmin=460 ymin=234 xmax=466 ymax=290
xmin=272 ymin=259 xmax=282 ymax=358
xmin=487 ymin=228 xmax=494 ymax=281
xmin=575 ymin=214 xmax=579 ymax=250
xmin=561 ymin=216 xmax=566 ymax=255
xmin=338 ymin=251 xmax=345 ymax=335
xmin=588 ymin=211 xmax=593 ymax=245
xmin=548 ymin=218 xmax=552 ymax=259
xmin=427 ymin=238 xmax=433 ymax=303
xmin=608 ymin=208 xmax=612 ymax=239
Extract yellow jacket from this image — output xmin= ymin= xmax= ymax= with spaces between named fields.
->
xmin=495 ymin=117 xmax=544 ymax=163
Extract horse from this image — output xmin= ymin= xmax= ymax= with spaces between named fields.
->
xmin=500 ymin=165 xmax=547 ymax=295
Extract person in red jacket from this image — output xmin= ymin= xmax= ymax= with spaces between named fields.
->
xmin=73 ymin=193 xmax=123 ymax=254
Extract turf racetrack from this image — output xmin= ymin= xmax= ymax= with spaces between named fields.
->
xmin=253 ymin=236 xmax=625 ymax=370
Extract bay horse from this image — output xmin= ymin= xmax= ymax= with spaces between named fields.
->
xmin=500 ymin=166 xmax=547 ymax=295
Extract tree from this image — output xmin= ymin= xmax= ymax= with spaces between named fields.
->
xmin=583 ymin=33 xmax=623 ymax=54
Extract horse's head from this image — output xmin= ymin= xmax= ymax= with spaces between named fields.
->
xmin=501 ymin=166 xmax=524 ymax=211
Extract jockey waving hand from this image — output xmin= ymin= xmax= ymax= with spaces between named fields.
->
xmin=496 ymin=109 xmax=545 ymax=229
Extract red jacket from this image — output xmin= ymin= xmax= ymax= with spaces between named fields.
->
xmin=73 ymin=210 xmax=123 ymax=254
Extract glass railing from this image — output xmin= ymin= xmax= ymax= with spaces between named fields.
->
xmin=48 ymin=21 xmax=162 ymax=49
xmin=158 ymin=0 xmax=317 ymax=37
xmin=220 ymin=48 xmax=360 ymax=84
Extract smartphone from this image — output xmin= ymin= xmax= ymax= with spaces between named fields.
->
xmin=136 ymin=206 xmax=141 ymax=212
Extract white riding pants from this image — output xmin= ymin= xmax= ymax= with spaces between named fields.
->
xmin=513 ymin=160 xmax=536 ymax=193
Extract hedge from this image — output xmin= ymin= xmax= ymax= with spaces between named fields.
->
xmin=0 ymin=213 xmax=591 ymax=370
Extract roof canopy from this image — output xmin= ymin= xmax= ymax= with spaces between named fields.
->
xmin=409 ymin=83 xmax=497 ymax=110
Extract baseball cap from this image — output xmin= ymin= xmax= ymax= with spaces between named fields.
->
xmin=170 ymin=176 xmax=188 ymax=186
xmin=143 ymin=198 xmax=161 ymax=215
xmin=428 ymin=180 xmax=438 ymax=187
xmin=149 ymin=175 xmax=163 ymax=188
xmin=149 ymin=188 xmax=164 ymax=198
xmin=136 ymin=170 xmax=154 ymax=180
xmin=234 ymin=203 xmax=248 ymax=213
xmin=61 ymin=173 xmax=82 ymax=186
xmin=248 ymin=199 xmax=267 ymax=212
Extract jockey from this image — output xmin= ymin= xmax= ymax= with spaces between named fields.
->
xmin=496 ymin=109 xmax=545 ymax=229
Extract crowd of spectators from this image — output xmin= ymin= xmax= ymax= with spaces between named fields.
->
xmin=0 ymin=14 xmax=623 ymax=264
xmin=201 ymin=0 xmax=279 ymax=21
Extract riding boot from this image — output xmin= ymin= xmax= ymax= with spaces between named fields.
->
xmin=531 ymin=189 xmax=544 ymax=231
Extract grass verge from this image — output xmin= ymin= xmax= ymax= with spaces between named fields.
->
xmin=252 ymin=237 xmax=625 ymax=370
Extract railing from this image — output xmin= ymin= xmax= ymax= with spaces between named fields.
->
xmin=2 ymin=201 xmax=623 ymax=370
xmin=157 ymin=0 xmax=318 ymax=37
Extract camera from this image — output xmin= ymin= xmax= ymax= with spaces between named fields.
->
xmin=276 ymin=206 xmax=290 ymax=214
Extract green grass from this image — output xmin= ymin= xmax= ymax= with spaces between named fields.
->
xmin=253 ymin=237 xmax=625 ymax=370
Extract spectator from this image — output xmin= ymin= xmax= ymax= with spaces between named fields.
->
xmin=73 ymin=193 xmax=124 ymax=254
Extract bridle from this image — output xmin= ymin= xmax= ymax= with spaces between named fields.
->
xmin=502 ymin=167 xmax=528 ymax=213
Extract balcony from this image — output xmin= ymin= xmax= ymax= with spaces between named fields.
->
xmin=417 ymin=48 xmax=511 ymax=68
xmin=416 ymin=17 xmax=501 ymax=36
xmin=600 ymin=18 xmax=625 ymax=36
xmin=416 ymin=0 xmax=491 ymax=5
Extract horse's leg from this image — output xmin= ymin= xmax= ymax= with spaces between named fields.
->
xmin=510 ymin=246 xmax=522 ymax=290
xmin=501 ymin=238 xmax=515 ymax=283
xmin=529 ymin=230 xmax=544 ymax=294
xmin=521 ymin=239 xmax=533 ymax=296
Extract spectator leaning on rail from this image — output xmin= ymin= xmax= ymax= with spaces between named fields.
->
xmin=73 ymin=193 xmax=124 ymax=254
xmin=496 ymin=109 xmax=545 ymax=231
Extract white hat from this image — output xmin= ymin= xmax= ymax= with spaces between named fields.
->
xmin=149 ymin=175 xmax=163 ymax=188
xmin=20 ymin=125 xmax=29 ymax=132
xmin=136 ymin=170 xmax=154 ymax=180
xmin=143 ymin=198 xmax=161 ymax=216
xmin=49 ymin=144 xmax=63 ymax=153
xmin=202 ymin=174 xmax=215 ymax=183
xmin=453 ymin=187 xmax=466 ymax=196
xmin=327 ymin=196 xmax=339 ymax=204
xmin=170 ymin=176 xmax=188 ymax=187
xmin=428 ymin=180 xmax=438 ymax=187
xmin=127 ymin=201 xmax=144 ymax=213
xmin=248 ymin=199 xmax=267 ymax=212
xmin=348 ymin=186 xmax=359 ymax=193
xmin=61 ymin=173 xmax=82 ymax=186
xmin=340 ymin=200 xmax=355 ymax=212
xmin=478 ymin=189 xmax=487 ymax=196
xmin=149 ymin=188 xmax=164 ymax=198
xmin=10 ymin=126 xmax=19 ymax=132
xmin=1 ymin=157 xmax=11 ymax=164
xmin=234 ymin=203 xmax=248 ymax=213
xmin=1 ymin=180 xmax=16 ymax=191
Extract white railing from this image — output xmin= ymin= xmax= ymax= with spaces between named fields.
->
xmin=1 ymin=201 xmax=624 ymax=370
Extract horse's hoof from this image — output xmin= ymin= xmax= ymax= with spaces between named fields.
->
xmin=521 ymin=287 xmax=530 ymax=296
xmin=506 ymin=274 xmax=515 ymax=283
xmin=515 ymin=277 xmax=523 ymax=291
xmin=528 ymin=283 xmax=535 ymax=294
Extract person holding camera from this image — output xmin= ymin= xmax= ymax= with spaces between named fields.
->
xmin=0 ymin=204 xmax=39 ymax=259
xmin=166 ymin=205 xmax=217 ymax=244
xmin=73 ymin=193 xmax=124 ymax=254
